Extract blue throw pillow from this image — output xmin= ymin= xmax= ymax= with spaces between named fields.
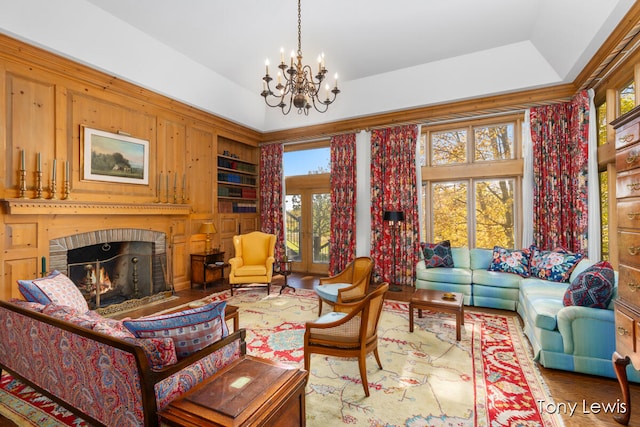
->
xmin=563 ymin=261 xmax=615 ymax=309
xmin=487 ymin=246 xmax=531 ymax=277
xmin=421 ymin=240 xmax=454 ymax=268
xmin=530 ymin=246 xmax=584 ymax=283
xmin=124 ymin=301 xmax=228 ymax=359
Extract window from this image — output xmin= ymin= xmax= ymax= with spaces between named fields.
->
xmin=600 ymin=170 xmax=609 ymax=261
xmin=597 ymin=102 xmax=607 ymax=146
xmin=620 ymin=81 xmax=636 ymax=115
xmin=421 ymin=116 xmax=522 ymax=248
xmin=283 ymin=147 xmax=330 ymax=176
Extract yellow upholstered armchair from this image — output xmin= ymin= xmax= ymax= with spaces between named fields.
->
xmin=304 ymin=283 xmax=389 ymax=397
xmin=314 ymin=256 xmax=374 ymax=316
xmin=228 ymin=231 xmax=276 ymax=295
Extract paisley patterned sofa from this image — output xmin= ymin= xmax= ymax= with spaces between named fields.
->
xmin=0 ymin=297 xmax=246 ymax=427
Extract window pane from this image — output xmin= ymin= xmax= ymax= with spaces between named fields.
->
xmin=283 ymin=147 xmax=330 ymax=176
xmin=312 ymin=193 xmax=330 ymax=263
xmin=597 ymin=102 xmax=607 ymax=146
xmin=285 ymin=194 xmax=302 ymax=261
xmin=620 ymin=81 xmax=635 ymax=115
xmin=600 ymin=171 xmax=609 ymax=261
xmin=474 ymin=123 xmax=514 ymax=161
xmin=431 ymin=181 xmax=468 ymax=246
xmin=430 ymin=129 xmax=467 ymax=165
xmin=475 ymin=179 xmax=515 ymax=248
xmin=419 ymin=133 xmax=427 ymax=167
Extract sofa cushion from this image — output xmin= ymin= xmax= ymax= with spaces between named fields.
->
xmin=520 ymin=279 xmax=569 ymax=330
xmin=416 ymin=263 xmax=472 ymax=284
xmin=529 ymin=246 xmax=584 ymax=283
xmin=420 ymin=240 xmax=454 ymax=268
xmin=93 ymin=320 xmax=178 ymax=369
xmin=123 ymin=301 xmax=229 ymax=359
xmin=451 ymin=247 xmax=471 ymax=269
xmin=472 ymin=269 xmax=521 ymax=289
xmin=8 ymin=299 xmax=46 ymax=312
xmin=563 ymin=261 xmax=615 ymax=309
xmin=487 ymin=246 xmax=531 ymax=277
xmin=316 ymin=282 xmax=352 ymax=302
xmin=18 ymin=270 xmax=89 ymax=313
xmin=470 ymin=248 xmax=493 ymax=270
xmin=42 ymin=304 xmax=100 ymax=329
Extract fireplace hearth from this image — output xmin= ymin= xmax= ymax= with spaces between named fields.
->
xmin=49 ymin=229 xmax=171 ymax=311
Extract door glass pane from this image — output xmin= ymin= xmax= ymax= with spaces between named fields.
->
xmin=312 ymin=193 xmax=331 ymax=263
xmin=431 ymin=181 xmax=468 ymax=246
xmin=475 ymin=179 xmax=515 ymax=248
xmin=285 ymin=194 xmax=302 ymax=261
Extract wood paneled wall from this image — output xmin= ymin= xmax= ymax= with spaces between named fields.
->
xmin=0 ymin=34 xmax=260 ymax=299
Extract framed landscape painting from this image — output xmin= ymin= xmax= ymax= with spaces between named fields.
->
xmin=83 ymin=127 xmax=149 ymax=185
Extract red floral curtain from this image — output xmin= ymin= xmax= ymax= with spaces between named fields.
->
xmin=530 ymin=90 xmax=589 ymax=253
xmin=259 ymin=144 xmax=285 ymax=260
xmin=370 ymin=125 xmax=420 ymax=285
xmin=329 ymin=133 xmax=357 ymax=275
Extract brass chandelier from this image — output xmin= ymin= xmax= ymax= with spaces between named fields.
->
xmin=261 ymin=0 xmax=340 ymax=115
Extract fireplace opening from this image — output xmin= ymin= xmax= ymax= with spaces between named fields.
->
xmin=67 ymin=240 xmax=167 ymax=310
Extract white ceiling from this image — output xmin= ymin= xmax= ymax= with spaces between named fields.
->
xmin=0 ymin=0 xmax=635 ymax=132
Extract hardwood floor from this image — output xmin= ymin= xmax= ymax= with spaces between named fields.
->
xmin=1 ymin=273 xmax=639 ymax=426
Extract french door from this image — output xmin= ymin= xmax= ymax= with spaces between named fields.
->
xmin=285 ymin=190 xmax=330 ymax=274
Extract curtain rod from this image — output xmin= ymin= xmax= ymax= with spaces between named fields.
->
xmin=260 ymin=108 xmax=528 ymax=146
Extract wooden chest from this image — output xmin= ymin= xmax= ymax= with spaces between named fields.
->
xmin=158 ymin=355 xmax=308 ymax=427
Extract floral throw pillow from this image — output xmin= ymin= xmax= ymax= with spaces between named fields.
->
xmin=487 ymin=246 xmax=531 ymax=277
xmin=563 ymin=261 xmax=615 ymax=309
xmin=530 ymin=246 xmax=584 ymax=283
xmin=18 ymin=270 xmax=89 ymax=313
xmin=421 ymin=240 xmax=454 ymax=268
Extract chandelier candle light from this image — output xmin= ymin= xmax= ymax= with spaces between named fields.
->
xmin=261 ymin=0 xmax=340 ymax=115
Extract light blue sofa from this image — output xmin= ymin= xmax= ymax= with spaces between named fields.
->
xmin=415 ymin=247 xmax=640 ymax=381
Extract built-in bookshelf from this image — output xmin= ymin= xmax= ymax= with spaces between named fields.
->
xmin=217 ymin=137 xmax=258 ymax=214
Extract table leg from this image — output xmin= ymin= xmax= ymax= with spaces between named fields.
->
xmin=409 ymin=303 xmax=414 ymax=332
xmin=613 ymin=352 xmax=632 ymax=425
xmin=455 ymin=310 xmax=462 ymax=341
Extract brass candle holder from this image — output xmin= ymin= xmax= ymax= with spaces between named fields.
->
xmin=49 ymin=178 xmax=58 ymax=200
xmin=35 ymin=171 xmax=43 ymax=199
xmin=19 ymin=169 xmax=27 ymax=199
xmin=173 ymin=185 xmax=178 ymax=204
xmin=62 ymin=178 xmax=70 ymax=200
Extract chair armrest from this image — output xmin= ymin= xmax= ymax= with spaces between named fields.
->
xmin=305 ymin=305 xmax=362 ymax=329
xmin=320 ymin=268 xmax=352 ymax=285
xmin=228 ymin=257 xmax=244 ymax=269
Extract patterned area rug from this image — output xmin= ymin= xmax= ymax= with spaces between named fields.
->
xmin=0 ymin=286 xmax=564 ymax=426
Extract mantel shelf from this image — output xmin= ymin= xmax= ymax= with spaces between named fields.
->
xmin=0 ymin=199 xmax=192 ymax=216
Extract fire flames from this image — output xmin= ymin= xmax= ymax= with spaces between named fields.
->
xmin=89 ymin=267 xmax=113 ymax=295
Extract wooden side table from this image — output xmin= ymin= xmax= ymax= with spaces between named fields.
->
xmin=191 ymin=252 xmax=227 ymax=290
xmin=409 ymin=289 xmax=464 ymax=341
xmin=158 ymin=355 xmax=308 ymax=427
xmin=275 ymin=259 xmax=293 ymax=294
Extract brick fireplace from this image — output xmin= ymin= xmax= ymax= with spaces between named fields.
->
xmin=49 ymin=228 xmax=170 ymax=311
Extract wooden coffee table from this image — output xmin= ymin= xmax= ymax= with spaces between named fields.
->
xmin=409 ymin=289 xmax=464 ymax=341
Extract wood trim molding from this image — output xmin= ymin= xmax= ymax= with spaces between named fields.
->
xmin=260 ymin=84 xmax=576 ymax=144
xmin=0 ymin=199 xmax=191 ymax=216
xmin=0 ymin=33 xmax=261 ymax=146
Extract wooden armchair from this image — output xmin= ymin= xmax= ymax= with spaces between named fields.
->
xmin=228 ymin=231 xmax=276 ymax=295
xmin=304 ymin=283 xmax=389 ymax=397
xmin=314 ymin=256 xmax=373 ymax=316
